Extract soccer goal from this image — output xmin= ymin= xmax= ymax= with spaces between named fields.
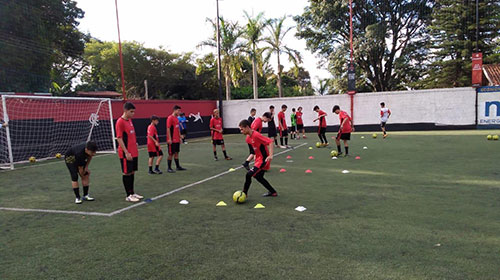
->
xmin=0 ymin=95 xmax=116 ymax=170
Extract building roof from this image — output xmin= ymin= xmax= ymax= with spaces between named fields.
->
xmin=76 ymin=91 xmax=122 ymax=98
xmin=483 ymin=64 xmax=500 ymax=86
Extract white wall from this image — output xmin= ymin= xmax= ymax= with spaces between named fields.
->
xmin=223 ymin=87 xmax=476 ymax=128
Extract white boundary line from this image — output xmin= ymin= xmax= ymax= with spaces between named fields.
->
xmin=0 ymin=142 xmax=307 ymax=217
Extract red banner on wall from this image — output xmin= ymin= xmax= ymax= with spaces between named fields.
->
xmin=472 ymin=53 xmax=483 ymax=88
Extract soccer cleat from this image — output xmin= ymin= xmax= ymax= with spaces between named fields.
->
xmin=176 ymin=167 xmax=187 ymax=171
xmin=82 ymin=195 xmax=95 ymax=201
xmin=154 ymin=169 xmax=163 ymax=174
xmin=303 ymin=136 xmax=307 ymax=138
xmin=214 ymin=157 xmax=218 ymax=161
xmin=132 ymin=193 xmax=144 ymax=199
xmin=148 ymin=170 xmax=156 ymax=175
xmin=167 ymin=168 xmax=176 ymax=173
xmin=75 ymin=197 xmax=82 ymax=204
xmin=383 ymin=134 xmax=387 ymax=139
xmin=225 ymin=157 xmax=232 ymax=160
xmin=337 ymin=152 xmax=343 ymax=157
xmin=242 ymin=162 xmax=250 ymax=171
xmin=184 ymin=142 xmax=188 ymax=144
xmin=262 ymin=192 xmax=278 ymax=197
xmin=279 ymin=145 xmax=286 ymax=149
xmin=343 ymin=154 xmax=349 ymax=157
xmin=126 ymin=195 xmax=139 ymax=202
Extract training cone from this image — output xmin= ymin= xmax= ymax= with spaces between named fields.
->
xmin=228 ymin=168 xmax=236 ymax=172
xmin=254 ymin=203 xmax=265 ymax=209
xmin=361 ymin=136 xmax=365 ymax=139
xmin=331 ymin=157 xmax=338 ymax=160
xmin=280 ymin=168 xmax=287 ymax=173
xmin=363 ymin=146 xmax=368 ymax=150
xmin=308 ymin=156 xmax=314 ymax=159
xmin=216 ymin=201 xmax=227 ymax=207
xmin=305 ymin=169 xmax=312 ymax=173
xmin=309 ymin=147 xmax=313 ymax=150
xmin=342 ymin=170 xmax=350 ymax=174
xmin=286 ymin=155 xmax=292 ymax=159
xmin=355 ymin=156 xmax=361 ymax=160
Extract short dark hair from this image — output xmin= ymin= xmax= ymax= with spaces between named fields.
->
xmin=298 ymin=106 xmax=302 ymax=110
xmin=281 ymin=104 xmax=287 ymax=109
xmin=151 ymin=115 xmax=159 ymax=121
xmin=250 ymin=108 xmax=256 ymax=113
xmin=123 ymin=102 xmax=135 ymax=111
xmin=262 ymin=112 xmax=272 ymax=119
xmin=86 ymin=141 xmax=98 ymax=152
xmin=332 ymin=105 xmax=340 ymax=112
xmin=239 ymin=119 xmax=251 ymax=128
xmin=380 ymin=102 xmax=385 ymax=106
xmin=292 ymin=108 xmax=296 ymax=112
xmin=269 ymin=105 xmax=275 ymax=110
xmin=313 ymin=105 xmax=319 ymax=111
xmin=173 ymin=105 xmax=181 ymax=110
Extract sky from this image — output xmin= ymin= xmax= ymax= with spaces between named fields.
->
xmin=75 ymin=0 xmax=331 ymax=90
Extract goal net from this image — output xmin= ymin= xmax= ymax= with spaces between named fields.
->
xmin=0 ymin=95 xmax=116 ymax=169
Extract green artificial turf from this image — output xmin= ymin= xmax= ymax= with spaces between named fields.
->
xmin=1 ymin=131 xmax=500 ymax=280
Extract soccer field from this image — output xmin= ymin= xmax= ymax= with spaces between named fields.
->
xmin=1 ymin=131 xmax=500 ymax=280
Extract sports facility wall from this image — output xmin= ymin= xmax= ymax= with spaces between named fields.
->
xmin=222 ymin=87 xmax=477 ymax=132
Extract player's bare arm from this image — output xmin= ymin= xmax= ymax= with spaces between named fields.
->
xmin=266 ymin=142 xmax=274 ymax=162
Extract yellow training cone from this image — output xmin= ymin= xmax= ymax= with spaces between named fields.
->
xmin=216 ymin=201 xmax=227 ymax=207
xmin=254 ymin=203 xmax=265 ymax=209
xmin=228 ymin=168 xmax=236 ymax=172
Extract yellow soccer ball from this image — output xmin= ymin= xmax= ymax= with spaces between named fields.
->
xmin=487 ymin=135 xmax=493 ymax=140
xmin=372 ymin=133 xmax=378 ymax=139
xmin=493 ymin=135 xmax=499 ymax=141
xmin=233 ymin=191 xmax=246 ymax=204
xmin=316 ymin=142 xmax=322 ymax=148
xmin=55 ymin=153 xmax=62 ymax=159
xmin=29 ymin=156 xmax=36 ymax=163
xmin=330 ymin=150 xmax=338 ymax=157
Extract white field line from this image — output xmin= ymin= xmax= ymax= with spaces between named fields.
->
xmin=0 ymin=142 xmax=307 ymax=217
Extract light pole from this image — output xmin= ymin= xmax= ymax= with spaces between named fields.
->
xmin=216 ymin=0 xmax=224 ymax=119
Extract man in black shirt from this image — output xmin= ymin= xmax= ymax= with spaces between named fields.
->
xmin=64 ymin=141 xmax=98 ymax=204
xmin=248 ymin=108 xmax=256 ymax=124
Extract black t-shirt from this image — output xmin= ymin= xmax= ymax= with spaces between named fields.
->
xmin=65 ymin=143 xmax=89 ymax=166
xmin=248 ymin=116 xmax=255 ymax=124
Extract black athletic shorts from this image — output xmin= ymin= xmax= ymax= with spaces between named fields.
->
xmin=168 ymin=143 xmax=180 ymax=155
xmin=148 ymin=150 xmax=164 ymax=158
xmin=248 ymin=144 xmax=255 ymax=155
xmin=180 ymin=128 xmax=187 ymax=135
xmin=212 ymin=139 xmax=225 ymax=145
xmin=120 ymin=157 xmax=138 ymax=174
xmin=268 ymin=126 xmax=277 ymax=138
xmin=337 ymin=132 xmax=351 ymax=140
xmin=65 ymin=156 xmax=86 ymax=182
xmin=279 ymin=129 xmax=288 ymax=137
xmin=380 ymin=122 xmax=387 ymax=128
xmin=297 ymin=124 xmax=304 ymax=130
xmin=318 ymin=127 xmax=327 ymax=134
xmin=290 ymin=126 xmax=296 ymax=132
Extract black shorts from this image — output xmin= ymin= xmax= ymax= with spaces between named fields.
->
xmin=66 ymin=162 xmax=85 ymax=182
xmin=168 ymin=143 xmax=181 ymax=155
xmin=337 ymin=132 xmax=351 ymax=140
xmin=318 ymin=127 xmax=327 ymax=134
xmin=290 ymin=126 xmax=296 ymax=132
xmin=297 ymin=124 xmax=304 ymax=130
xmin=180 ymin=128 xmax=187 ymax=135
xmin=212 ymin=139 xmax=225 ymax=145
xmin=120 ymin=157 xmax=138 ymax=174
xmin=248 ymin=144 xmax=255 ymax=155
xmin=268 ymin=126 xmax=277 ymax=138
xmin=380 ymin=122 xmax=387 ymax=128
xmin=279 ymin=129 xmax=288 ymax=137
xmin=148 ymin=150 xmax=164 ymax=158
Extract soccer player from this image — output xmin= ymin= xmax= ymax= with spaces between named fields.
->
xmin=333 ymin=105 xmax=354 ymax=156
xmin=313 ymin=105 xmax=328 ymax=146
xmin=296 ymin=107 xmax=306 ymax=139
xmin=248 ymin=108 xmax=256 ymax=124
xmin=267 ymin=105 xmax=278 ymax=147
xmin=178 ymin=112 xmax=188 ymax=144
xmin=277 ymin=104 xmax=289 ymax=148
xmin=116 ymin=102 xmax=143 ymax=202
xmin=210 ymin=109 xmax=232 ymax=161
xmin=167 ymin=105 xmax=187 ymax=173
xmin=147 ymin=115 xmax=163 ymax=174
xmin=290 ymin=108 xmax=297 ymax=139
xmin=380 ymin=102 xmax=391 ymax=138
xmin=239 ymin=119 xmax=278 ymax=197
xmin=242 ymin=112 xmax=272 ymax=170
xmin=64 ymin=141 xmax=97 ymax=204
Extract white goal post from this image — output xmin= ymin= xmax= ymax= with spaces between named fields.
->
xmin=0 ymin=95 xmax=116 ymax=170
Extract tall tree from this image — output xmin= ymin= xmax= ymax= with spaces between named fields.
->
xmin=424 ymin=0 xmax=500 ymax=88
xmin=295 ymin=0 xmax=434 ymax=93
xmin=243 ymin=11 xmax=268 ymax=99
xmin=264 ymin=16 xmax=302 ymax=98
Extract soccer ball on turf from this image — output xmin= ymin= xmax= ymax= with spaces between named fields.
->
xmin=330 ymin=150 xmax=338 ymax=157
xmin=55 ymin=153 xmax=62 ymax=159
xmin=372 ymin=133 xmax=378 ymax=139
xmin=233 ymin=191 xmax=246 ymax=204
xmin=315 ymin=142 xmax=322 ymax=148
xmin=29 ymin=156 xmax=36 ymax=163
xmin=487 ymin=135 xmax=493 ymax=140
xmin=493 ymin=135 xmax=499 ymax=141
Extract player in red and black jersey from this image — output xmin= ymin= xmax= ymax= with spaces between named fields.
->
xmin=277 ymin=104 xmax=290 ymax=148
xmin=116 ymin=102 xmax=143 ymax=203
xmin=242 ymin=112 xmax=272 ymax=170
xmin=296 ymin=106 xmax=306 ymax=139
xmin=333 ymin=105 xmax=354 ymax=157
xmin=210 ymin=109 xmax=232 ymax=161
xmin=313 ymin=105 xmax=328 ymax=146
xmin=239 ymin=119 xmax=278 ymax=197
xmin=147 ymin=115 xmax=163 ymax=174
xmin=166 ymin=105 xmax=186 ymax=173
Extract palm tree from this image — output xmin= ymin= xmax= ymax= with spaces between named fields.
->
xmin=242 ymin=11 xmax=268 ymax=99
xmin=264 ymin=16 xmax=302 ymax=98
xmin=199 ymin=18 xmax=244 ymax=100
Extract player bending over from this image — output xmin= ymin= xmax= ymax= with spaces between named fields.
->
xmin=380 ymin=102 xmax=391 ymax=138
xmin=65 ymin=141 xmax=97 ymax=204
xmin=167 ymin=105 xmax=187 ymax=173
xmin=333 ymin=105 xmax=354 ymax=157
xmin=313 ymin=105 xmax=328 ymax=146
xmin=242 ymin=112 xmax=271 ymax=170
xmin=147 ymin=115 xmax=163 ymax=174
xmin=116 ymin=102 xmax=144 ymax=202
xmin=239 ymin=119 xmax=278 ymax=197
xmin=278 ymin=104 xmax=290 ymax=148
xmin=210 ymin=109 xmax=232 ymax=161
